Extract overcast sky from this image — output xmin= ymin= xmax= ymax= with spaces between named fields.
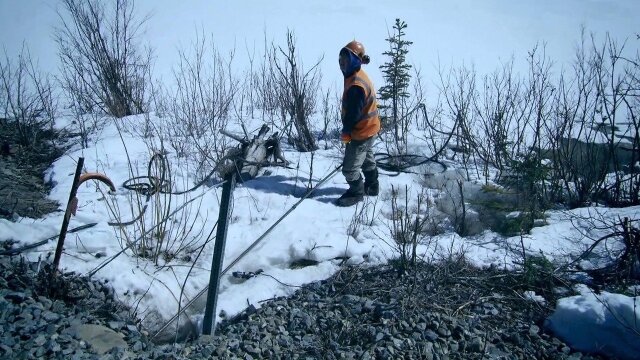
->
xmin=1 ymin=0 xmax=638 ymax=90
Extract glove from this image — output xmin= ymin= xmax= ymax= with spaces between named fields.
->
xmin=341 ymin=132 xmax=352 ymax=144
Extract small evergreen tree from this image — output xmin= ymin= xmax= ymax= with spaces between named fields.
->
xmin=378 ymin=18 xmax=413 ymax=148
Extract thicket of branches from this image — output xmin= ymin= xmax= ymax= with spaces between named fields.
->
xmin=436 ymin=33 xmax=640 ymax=210
xmin=157 ymin=33 xmax=237 ymax=180
xmin=268 ymin=30 xmax=322 ymax=152
xmin=55 ymin=0 xmax=152 ymax=119
xmin=0 ymin=46 xmax=57 ymax=149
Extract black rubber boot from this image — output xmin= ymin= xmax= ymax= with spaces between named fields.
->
xmin=363 ymin=168 xmax=379 ymax=196
xmin=335 ymin=177 xmax=364 ymax=207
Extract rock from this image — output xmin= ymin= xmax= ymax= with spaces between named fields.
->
xmin=34 ymin=335 xmax=47 ymax=346
xmin=469 ymin=337 xmax=484 ymax=352
xmin=0 ymin=254 xmax=598 ymax=359
xmin=68 ymin=324 xmax=127 ymax=355
xmin=342 ymin=295 xmax=363 ymax=304
xmin=509 ymin=333 xmax=523 ymax=345
xmin=5 ymin=291 xmax=27 ymax=303
xmin=34 ymin=346 xmax=46 ymax=358
xmin=47 ymin=339 xmax=61 ymax=353
xmin=529 ymin=324 xmax=540 ymax=337
xmin=423 ymin=342 xmax=435 ymax=359
xmin=200 ymin=347 xmax=213 ymax=358
xmin=242 ymin=341 xmax=260 ymax=355
xmin=0 ymin=344 xmax=13 ymax=357
xmin=58 ymin=334 xmax=73 ymax=343
xmin=363 ymin=300 xmax=375 ymax=312
xmin=437 ymin=326 xmax=452 ymax=337
xmin=2 ymin=336 xmax=15 ymax=348
xmin=424 ymin=329 xmax=439 ymax=341
xmin=450 ymin=341 xmax=459 ymax=352
xmin=42 ymin=311 xmax=60 ymax=322
xmin=108 ymin=321 xmax=124 ymax=330
xmin=132 ymin=341 xmax=144 ymax=351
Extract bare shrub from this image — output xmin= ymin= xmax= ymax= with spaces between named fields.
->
xmin=253 ymin=33 xmax=281 ymax=125
xmin=240 ymin=41 xmax=258 ymax=120
xmin=543 ymin=32 xmax=640 ymax=207
xmin=379 ymin=185 xmax=432 ymax=273
xmin=99 ymin=122 xmax=211 ymax=265
xmin=439 ymin=34 xmax=640 ymax=212
xmin=319 ymin=87 xmax=341 ymax=150
xmin=269 ymin=30 xmax=321 ymax=152
xmin=163 ymin=32 xmax=237 ymax=178
xmin=590 ymin=35 xmax=640 ymax=206
xmin=513 ymin=246 xmax=558 ymax=297
xmin=571 ymin=215 xmax=640 ymax=284
xmin=346 ymin=201 xmax=366 ymax=240
xmin=0 ymin=46 xmax=57 ymax=148
xmin=438 ymin=63 xmax=478 ymax=174
xmin=456 ymin=45 xmax=553 ymax=194
xmin=346 ymin=196 xmax=380 ymax=241
xmin=471 ymin=59 xmax=524 ymax=174
xmin=55 ymin=0 xmax=152 ymax=118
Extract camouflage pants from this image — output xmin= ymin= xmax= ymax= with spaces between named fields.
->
xmin=342 ymin=136 xmax=376 ymax=182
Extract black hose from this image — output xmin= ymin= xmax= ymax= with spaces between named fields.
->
xmin=121 ymin=152 xmax=225 ymax=197
xmin=372 ymin=102 xmax=458 ymax=177
xmin=109 ymin=152 xmax=229 ymax=227
xmin=374 ymin=153 xmax=447 ymax=176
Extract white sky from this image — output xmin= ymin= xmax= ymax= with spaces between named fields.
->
xmin=1 ymin=0 xmax=638 ymax=90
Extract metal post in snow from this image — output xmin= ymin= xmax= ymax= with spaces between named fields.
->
xmin=151 ymin=164 xmax=342 ymax=340
xmin=52 ymin=157 xmax=84 ymax=276
xmin=202 ymin=169 xmax=237 ymax=335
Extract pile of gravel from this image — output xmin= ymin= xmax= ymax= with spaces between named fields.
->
xmin=182 ymin=260 xmax=603 ymax=360
xmin=0 ymin=252 xmax=605 ymax=359
xmin=0 ymin=254 xmax=159 ymax=359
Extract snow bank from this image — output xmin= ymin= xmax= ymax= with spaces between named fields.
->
xmin=546 ymin=285 xmax=640 ymax=360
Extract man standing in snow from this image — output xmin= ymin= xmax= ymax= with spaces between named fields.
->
xmin=336 ymin=40 xmax=381 ymax=207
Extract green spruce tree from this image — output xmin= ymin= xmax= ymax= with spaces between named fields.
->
xmin=378 ymin=18 xmax=413 ymax=147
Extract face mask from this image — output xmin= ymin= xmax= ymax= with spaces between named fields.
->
xmin=339 ymin=49 xmax=361 ymax=76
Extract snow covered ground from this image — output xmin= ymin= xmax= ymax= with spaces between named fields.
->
xmin=1 ymin=0 xmax=640 ymax=358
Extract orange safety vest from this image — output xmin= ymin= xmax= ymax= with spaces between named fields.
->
xmin=342 ymin=69 xmax=381 ymax=141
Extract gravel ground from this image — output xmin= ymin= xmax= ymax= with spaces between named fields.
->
xmin=0 ymin=254 xmax=150 ymax=359
xmin=0 ymin=252 xmax=609 ymax=360
xmin=182 ymin=259 xmax=604 ymax=360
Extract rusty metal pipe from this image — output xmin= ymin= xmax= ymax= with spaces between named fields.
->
xmin=51 ymin=157 xmax=84 ymax=276
xmin=51 ymin=158 xmax=115 ymax=275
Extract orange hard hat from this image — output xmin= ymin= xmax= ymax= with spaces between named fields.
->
xmin=342 ymin=40 xmax=370 ymax=64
